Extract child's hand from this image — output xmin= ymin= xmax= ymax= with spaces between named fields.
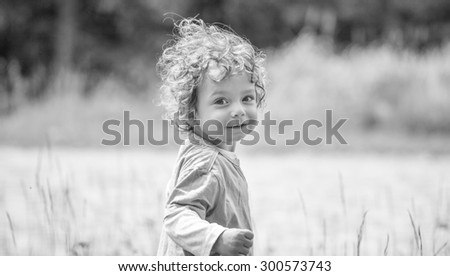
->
xmin=212 ymin=228 xmax=254 ymax=256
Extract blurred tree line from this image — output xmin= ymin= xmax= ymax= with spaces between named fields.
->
xmin=0 ymin=0 xmax=449 ymax=113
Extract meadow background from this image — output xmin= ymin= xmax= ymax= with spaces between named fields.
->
xmin=1 ymin=0 xmax=450 ymax=255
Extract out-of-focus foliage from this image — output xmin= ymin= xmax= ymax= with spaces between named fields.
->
xmin=1 ymin=0 xmax=449 ymax=85
xmin=0 ymin=0 xmax=449 ymax=121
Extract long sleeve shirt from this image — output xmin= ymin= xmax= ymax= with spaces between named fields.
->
xmin=157 ymin=135 xmax=253 ymax=256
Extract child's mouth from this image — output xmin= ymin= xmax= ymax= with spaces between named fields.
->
xmin=227 ymin=123 xmax=247 ymax=129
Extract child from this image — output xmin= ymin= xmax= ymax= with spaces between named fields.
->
xmin=156 ymin=18 xmax=266 ymax=256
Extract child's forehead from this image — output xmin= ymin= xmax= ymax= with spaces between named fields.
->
xmin=199 ymin=71 xmax=254 ymax=94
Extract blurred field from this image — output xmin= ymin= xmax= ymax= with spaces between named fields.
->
xmin=266 ymin=35 xmax=450 ymax=135
xmin=1 ymin=35 xmax=450 ymax=255
xmin=1 ymin=35 xmax=450 ymax=147
xmin=1 ymin=146 xmax=449 ymax=255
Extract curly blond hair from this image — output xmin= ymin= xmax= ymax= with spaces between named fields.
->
xmin=157 ymin=18 xmax=267 ymax=131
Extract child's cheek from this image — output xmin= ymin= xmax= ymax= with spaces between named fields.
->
xmin=247 ymin=107 xmax=258 ymax=122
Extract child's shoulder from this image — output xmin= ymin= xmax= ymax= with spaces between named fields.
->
xmin=178 ymin=142 xmax=220 ymax=174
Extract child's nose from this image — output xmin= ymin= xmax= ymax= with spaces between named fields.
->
xmin=230 ymin=102 xmax=245 ymax=118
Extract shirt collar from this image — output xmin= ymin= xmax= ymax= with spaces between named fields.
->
xmin=186 ymin=132 xmax=240 ymax=167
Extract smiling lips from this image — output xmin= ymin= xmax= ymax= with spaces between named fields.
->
xmin=227 ymin=123 xmax=247 ymax=129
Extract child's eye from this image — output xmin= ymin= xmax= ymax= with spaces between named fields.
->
xmin=213 ymin=98 xmax=228 ymax=105
xmin=243 ymin=95 xmax=255 ymax=103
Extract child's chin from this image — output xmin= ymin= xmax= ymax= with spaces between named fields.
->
xmin=210 ymin=134 xmax=244 ymax=145
xmin=229 ymin=133 xmax=247 ymax=143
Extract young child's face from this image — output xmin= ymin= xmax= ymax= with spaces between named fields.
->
xmin=195 ymin=71 xmax=258 ymax=151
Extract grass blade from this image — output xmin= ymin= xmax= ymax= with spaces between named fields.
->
xmin=384 ymin=234 xmax=390 ymax=256
xmin=338 ymin=172 xmax=347 ymax=217
xmin=297 ymin=188 xmax=312 ymax=255
xmin=408 ymin=210 xmax=420 ymax=255
xmin=434 ymin=242 xmax=448 ymax=256
xmin=356 ymin=210 xmax=368 ymax=256
xmin=6 ymin=212 xmax=17 ymax=249
xmin=418 ymin=227 xmax=423 ymax=256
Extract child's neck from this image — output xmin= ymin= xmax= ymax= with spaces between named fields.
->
xmin=191 ymin=128 xmax=236 ymax=152
xmin=216 ymin=142 xmax=236 ymax=152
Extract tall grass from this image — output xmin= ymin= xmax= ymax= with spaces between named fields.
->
xmin=1 ymin=145 xmax=449 ymax=255
xmin=1 ymin=142 xmax=167 ymax=255
xmin=5 ymin=212 xmax=17 ymax=252
xmin=408 ymin=210 xmax=423 ymax=255
xmin=282 ymin=168 xmax=449 ymax=256
xmin=384 ymin=234 xmax=390 ymax=256
xmin=356 ymin=210 xmax=368 ymax=256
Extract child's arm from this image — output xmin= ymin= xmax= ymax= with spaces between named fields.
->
xmin=212 ymin=228 xmax=254 ymax=256
xmin=163 ymin=169 xmax=226 ymax=255
xmin=164 ymin=169 xmax=254 ymax=255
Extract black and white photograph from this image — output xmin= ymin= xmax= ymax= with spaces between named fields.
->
xmin=1 ymin=0 xmax=450 ymax=262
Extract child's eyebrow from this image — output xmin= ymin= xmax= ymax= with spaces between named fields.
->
xmin=240 ymin=89 xmax=255 ymax=94
xmin=210 ymin=89 xmax=255 ymax=98
xmin=210 ymin=90 xmax=227 ymax=98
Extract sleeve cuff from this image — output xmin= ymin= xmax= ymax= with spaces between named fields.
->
xmin=201 ymin=223 xmax=227 ymax=256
